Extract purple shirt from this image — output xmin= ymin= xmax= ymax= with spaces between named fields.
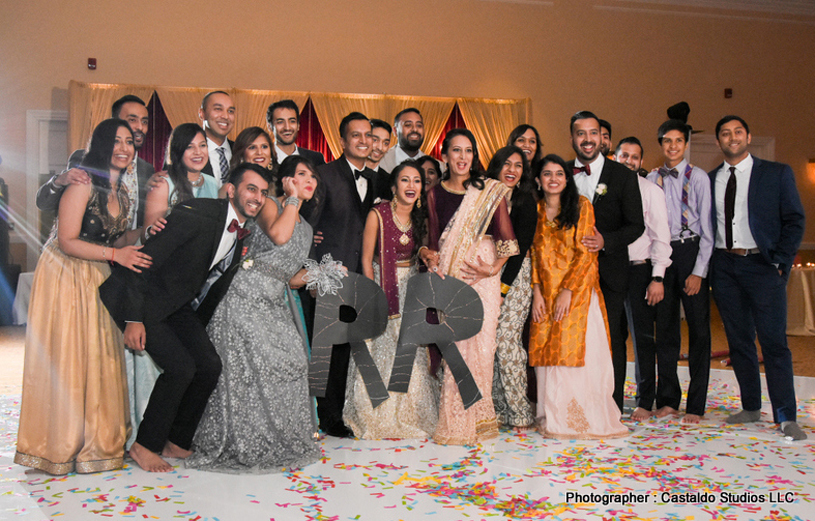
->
xmin=647 ymin=159 xmax=712 ymax=278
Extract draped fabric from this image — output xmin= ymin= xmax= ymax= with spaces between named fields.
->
xmin=233 ymin=90 xmax=310 ymax=135
xmin=457 ymin=97 xmax=531 ymax=168
xmin=68 ymin=81 xmax=155 ymax=152
xmin=153 ymin=86 xmax=228 ymax=131
xmin=67 ymin=81 xmax=530 ymax=169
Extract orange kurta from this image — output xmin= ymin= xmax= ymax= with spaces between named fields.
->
xmin=529 ymin=196 xmax=609 ymax=367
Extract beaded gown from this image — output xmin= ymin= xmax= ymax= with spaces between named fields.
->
xmin=187 ymin=199 xmax=320 ymax=473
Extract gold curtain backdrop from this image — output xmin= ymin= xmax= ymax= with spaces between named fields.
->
xmin=458 ymin=97 xmax=532 ymax=168
xmin=68 ymin=80 xmax=531 ymax=167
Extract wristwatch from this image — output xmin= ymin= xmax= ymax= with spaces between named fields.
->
xmin=651 ymin=276 xmax=664 ymax=283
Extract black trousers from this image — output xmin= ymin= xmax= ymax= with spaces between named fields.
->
xmin=137 ymin=305 xmax=222 ymax=453
xmin=600 ymin=279 xmax=628 ymax=413
xmin=655 ymin=238 xmax=711 ymax=415
xmin=315 ymin=343 xmax=351 ymax=431
xmin=627 ymin=261 xmax=663 ymax=411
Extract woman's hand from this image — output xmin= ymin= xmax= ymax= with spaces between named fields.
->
xmin=461 ymin=255 xmax=494 ymax=285
xmin=281 ymin=176 xmax=297 ymax=198
xmin=420 ymin=247 xmax=444 ymax=279
xmin=531 ymin=285 xmax=545 ymax=323
xmin=115 ymin=245 xmax=152 ymax=273
xmin=553 ymin=288 xmax=572 ymax=322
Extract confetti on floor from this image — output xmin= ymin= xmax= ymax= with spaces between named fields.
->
xmin=0 ymin=366 xmax=812 ymax=520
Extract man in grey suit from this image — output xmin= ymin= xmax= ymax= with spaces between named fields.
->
xmin=36 ymin=95 xmax=155 ymax=228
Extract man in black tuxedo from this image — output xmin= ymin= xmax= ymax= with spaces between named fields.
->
xmin=36 ymin=95 xmax=155 ymax=228
xmin=301 ymin=112 xmax=377 ymax=437
xmin=199 ymin=91 xmax=236 ymax=186
xmin=367 ymin=118 xmax=394 ymax=201
xmin=266 ymin=99 xmax=326 ymax=167
xmin=100 ymin=163 xmax=271 ymax=471
xmin=710 ymin=116 xmax=806 ymax=440
xmin=569 ymin=111 xmax=644 ymax=412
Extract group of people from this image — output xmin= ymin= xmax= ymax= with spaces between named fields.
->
xmin=13 ymin=91 xmax=806 ymax=477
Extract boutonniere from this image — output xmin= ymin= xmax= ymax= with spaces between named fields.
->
xmin=595 ymin=183 xmax=608 ymax=197
xmin=241 ymin=258 xmax=254 ymax=270
xmin=373 ymin=197 xmax=382 ymax=205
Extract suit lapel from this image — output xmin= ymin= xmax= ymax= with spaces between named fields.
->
xmin=338 ymin=155 xmax=365 ymax=214
xmin=207 ymin=199 xmax=231 ymax=268
xmin=593 ymin=162 xmax=612 ymax=205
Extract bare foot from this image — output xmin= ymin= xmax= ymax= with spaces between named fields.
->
xmin=654 ymin=406 xmax=678 ymax=418
xmin=630 ymin=407 xmax=653 ymax=421
xmin=161 ymin=441 xmax=193 ymax=459
xmin=681 ymin=413 xmax=703 ymax=424
xmin=129 ymin=442 xmax=173 ymax=473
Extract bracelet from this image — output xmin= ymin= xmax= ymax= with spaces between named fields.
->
xmin=284 ymin=196 xmax=300 ymax=207
xmin=489 ymin=265 xmax=496 ymax=277
xmin=102 ymin=247 xmax=107 ymax=261
xmin=143 ymin=225 xmax=153 ymax=241
xmin=500 ymin=283 xmax=512 ymax=295
xmin=111 ymin=248 xmax=115 ymax=263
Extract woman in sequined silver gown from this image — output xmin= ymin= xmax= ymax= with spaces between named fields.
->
xmin=187 ymin=156 xmax=321 ymax=473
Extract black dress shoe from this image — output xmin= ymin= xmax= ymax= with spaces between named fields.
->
xmin=322 ymin=423 xmax=355 ymax=438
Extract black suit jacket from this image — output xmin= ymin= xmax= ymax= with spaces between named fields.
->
xmin=297 ymin=147 xmax=326 ymax=167
xmin=36 ymin=149 xmax=155 ymax=227
xmin=301 ymin=155 xmax=378 ymax=274
xmin=201 ymin=139 xmax=235 ymax=182
xmin=571 ymin=158 xmax=644 ymax=293
xmin=709 ymin=156 xmax=804 ymax=276
xmin=99 ymin=198 xmax=239 ymax=329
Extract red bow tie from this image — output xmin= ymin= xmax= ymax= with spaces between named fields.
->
xmin=573 ymin=164 xmax=591 ymax=176
xmin=228 ymin=219 xmax=250 ymax=240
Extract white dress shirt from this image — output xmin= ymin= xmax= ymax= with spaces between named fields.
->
xmin=573 ymin=154 xmax=605 ymax=202
xmin=210 ymin=203 xmax=241 ymax=270
xmin=628 ymin=176 xmax=672 ymax=277
xmin=379 ymin=144 xmax=425 ymax=173
xmin=275 ymin=144 xmax=302 ymax=164
xmin=714 ymin=154 xmax=757 ymax=249
xmin=206 ymin=136 xmax=232 ymax=187
xmin=346 ymin=158 xmax=368 ymax=201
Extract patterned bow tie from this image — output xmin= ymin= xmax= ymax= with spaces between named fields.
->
xmin=659 ymin=167 xmax=679 ymax=178
xmin=227 ymin=219 xmax=250 ymax=240
xmin=573 ymin=164 xmax=591 ymax=176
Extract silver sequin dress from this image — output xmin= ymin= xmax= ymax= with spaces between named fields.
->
xmin=187 ymin=201 xmax=320 ymax=473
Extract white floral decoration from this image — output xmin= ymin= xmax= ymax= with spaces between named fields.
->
xmin=595 ymin=183 xmax=608 ymax=197
xmin=302 ymin=253 xmax=347 ymax=296
xmin=241 ymin=258 xmax=254 ymax=270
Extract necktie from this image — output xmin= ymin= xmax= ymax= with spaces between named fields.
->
xmin=573 ymin=164 xmax=590 ymax=175
xmin=228 ymin=219 xmax=250 ymax=240
xmin=217 ymin=147 xmax=230 ymax=184
xmin=724 ymin=166 xmax=737 ymax=249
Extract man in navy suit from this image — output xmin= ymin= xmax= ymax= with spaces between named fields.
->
xmin=710 ymin=115 xmax=806 ymax=440
xmin=301 ymin=112 xmax=377 ymax=437
xmin=569 ymin=111 xmax=645 ymax=413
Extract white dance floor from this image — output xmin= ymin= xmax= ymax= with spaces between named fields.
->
xmin=1 ymin=364 xmax=813 ymax=520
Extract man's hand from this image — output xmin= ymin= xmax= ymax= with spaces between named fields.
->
xmin=146 ymin=172 xmax=168 ymax=192
xmin=581 ymin=226 xmax=604 ymax=253
xmin=646 ymin=281 xmax=664 ymax=306
xmin=684 ymin=274 xmax=702 ymax=296
xmin=124 ymin=322 xmax=147 ymax=351
xmin=55 ymin=168 xmax=91 ymax=188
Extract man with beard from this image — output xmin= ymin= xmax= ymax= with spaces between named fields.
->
xmin=709 ymin=115 xmax=806 ymax=440
xmin=570 ymin=111 xmax=644 ymax=413
xmin=599 ymin=119 xmax=613 ymax=158
xmin=100 ymin=164 xmax=272 ymax=471
xmin=199 ymin=91 xmax=236 ymax=186
xmin=379 ymin=108 xmax=425 ymax=173
xmin=266 ymin=99 xmax=326 ymax=166
xmin=36 ymin=95 xmax=155 ymax=228
xmin=367 ymin=118 xmax=393 ymax=200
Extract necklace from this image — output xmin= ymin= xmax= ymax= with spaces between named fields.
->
xmin=391 ymin=200 xmax=412 ymax=246
xmin=190 ymin=172 xmax=204 ymax=188
xmin=543 ymin=199 xmax=560 ymax=228
xmin=441 ymin=180 xmax=466 ymax=195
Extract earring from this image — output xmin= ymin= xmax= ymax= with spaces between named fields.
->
xmin=417 ymin=199 xmax=422 ymax=208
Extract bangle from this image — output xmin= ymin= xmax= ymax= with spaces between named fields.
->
xmin=284 ymin=196 xmax=300 ymax=207
xmin=143 ymin=225 xmax=153 ymax=241
xmin=102 ymin=247 xmax=107 ymax=261
xmin=489 ymin=265 xmax=496 ymax=277
xmin=500 ymin=283 xmax=512 ymax=295
xmin=111 ymin=248 xmax=115 ymax=263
